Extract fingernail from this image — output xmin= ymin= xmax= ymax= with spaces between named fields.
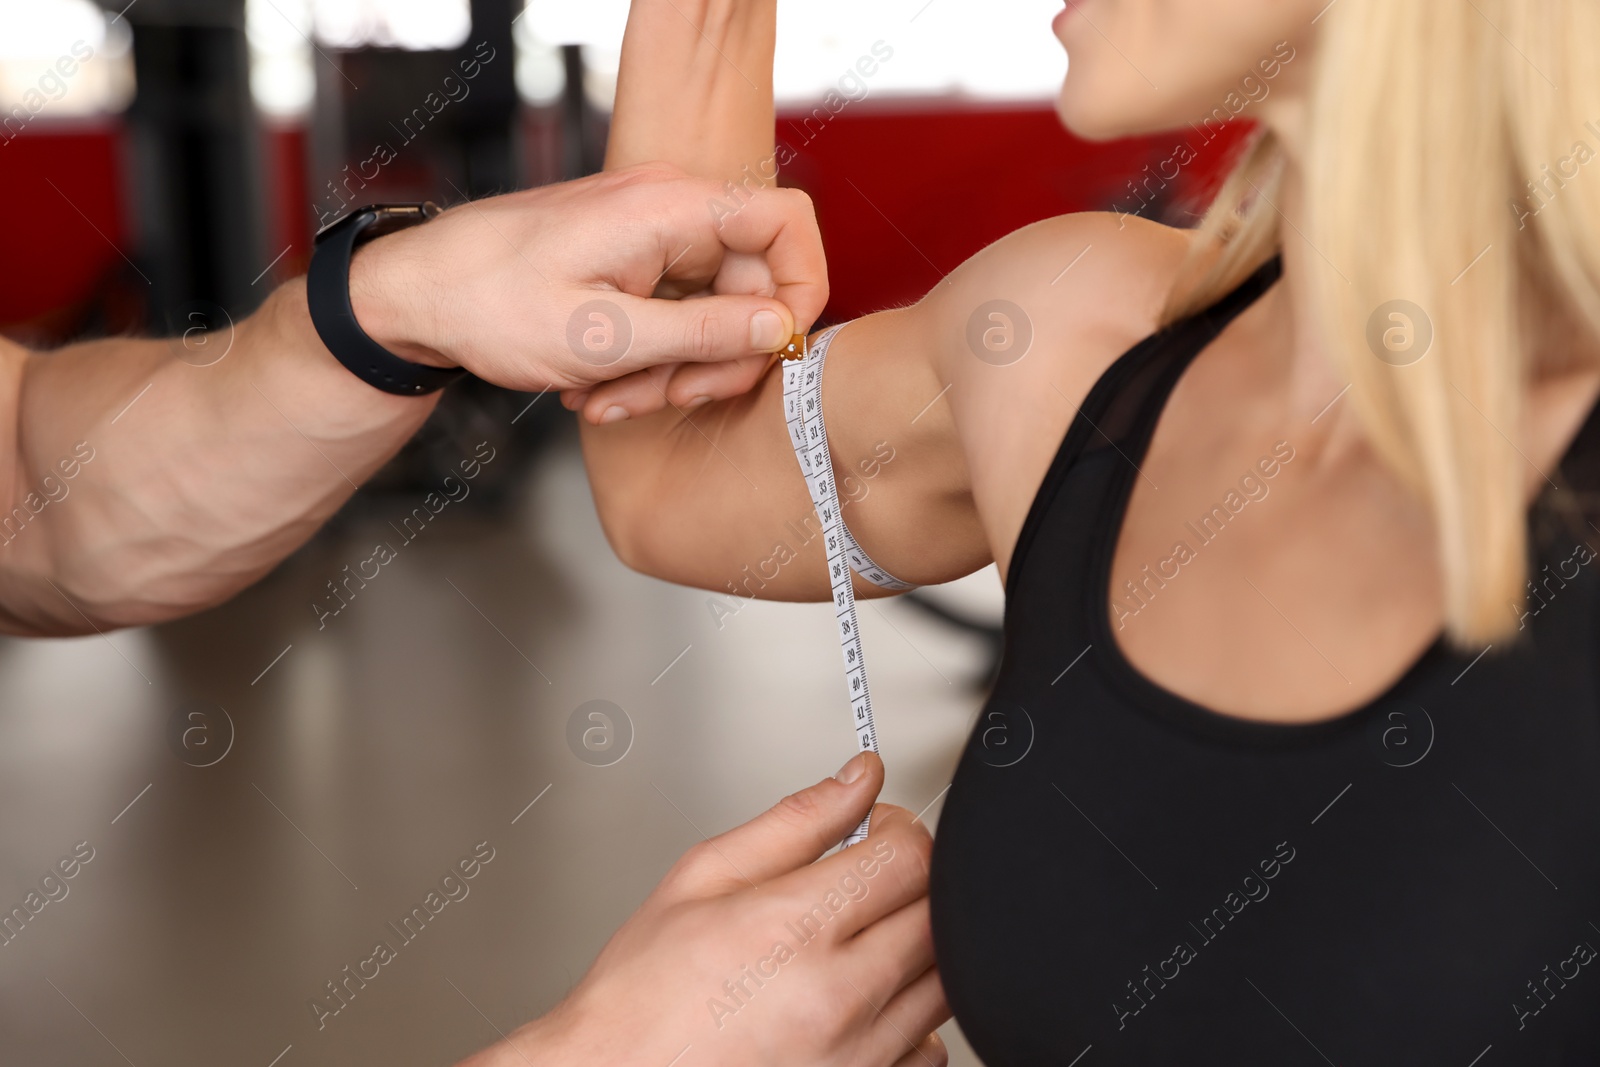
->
xmin=834 ymin=752 xmax=867 ymax=785
xmin=686 ymin=395 xmax=712 ymax=411
xmin=750 ymin=310 xmax=787 ymax=351
xmin=600 ymin=406 xmax=630 ymax=424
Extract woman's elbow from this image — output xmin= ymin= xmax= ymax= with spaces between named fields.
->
xmin=588 ymin=482 xmax=659 ymax=576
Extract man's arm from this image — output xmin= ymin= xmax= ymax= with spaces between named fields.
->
xmin=0 ymin=277 xmax=436 ymax=636
xmin=0 ymin=165 xmax=827 ymax=636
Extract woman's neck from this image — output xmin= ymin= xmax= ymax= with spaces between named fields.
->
xmin=1263 ymin=161 xmax=1373 ymax=468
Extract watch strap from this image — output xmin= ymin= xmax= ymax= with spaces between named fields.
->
xmin=308 ymin=204 xmax=466 ymax=396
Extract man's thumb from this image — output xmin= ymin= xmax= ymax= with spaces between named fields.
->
xmin=607 ymin=292 xmax=797 ymax=372
xmin=673 ymin=752 xmax=883 ymax=897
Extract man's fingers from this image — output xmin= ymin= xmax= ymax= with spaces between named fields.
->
xmin=613 ymin=170 xmax=827 ymax=334
xmin=547 ymin=170 xmax=825 ymax=384
xmin=574 ymin=356 xmax=771 ymax=424
xmin=888 ymin=1031 xmax=949 ymax=1067
xmin=709 ymin=249 xmax=780 ymax=299
xmin=844 ymin=897 xmax=936 ymax=1008
xmin=657 ymin=354 xmax=771 ymax=409
xmin=881 ymin=969 xmax=952 ymax=1057
xmin=696 ymin=185 xmax=830 ymax=336
xmin=573 ymin=371 xmax=661 ymax=423
xmin=574 ymin=365 xmax=674 ymax=423
xmin=659 ymin=752 xmax=885 ymax=899
xmin=786 ymin=802 xmax=934 ymax=941
xmin=842 ymin=964 xmax=951 ymax=1067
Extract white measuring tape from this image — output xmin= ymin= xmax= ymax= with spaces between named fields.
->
xmin=782 ymin=324 xmax=915 ymax=847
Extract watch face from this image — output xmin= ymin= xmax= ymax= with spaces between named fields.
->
xmin=314 ymin=202 xmax=440 ymax=244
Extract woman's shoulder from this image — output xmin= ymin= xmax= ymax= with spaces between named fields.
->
xmin=907 ymin=213 xmax=1207 ymax=576
xmin=921 ymin=210 xmax=1202 ymax=390
xmin=964 ymin=209 xmax=1196 ymax=283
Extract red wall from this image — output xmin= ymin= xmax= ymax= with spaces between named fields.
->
xmin=0 ymin=105 xmax=1253 ymax=335
xmin=777 ymin=103 xmax=1253 ymax=322
xmin=0 ymin=127 xmax=128 ymax=330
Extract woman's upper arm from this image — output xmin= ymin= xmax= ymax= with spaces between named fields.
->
xmin=578 ymin=303 xmax=990 ymax=601
xmin=921 ymin=211 xmax=1195 ymax=578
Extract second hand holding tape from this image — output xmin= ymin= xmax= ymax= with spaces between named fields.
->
xmin=781 ymin=325 xmax=914 ymax=848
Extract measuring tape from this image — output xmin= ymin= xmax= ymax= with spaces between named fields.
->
xmin=781 ymin=324 xmax=914 ymax=847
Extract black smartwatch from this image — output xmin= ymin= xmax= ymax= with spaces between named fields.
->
xmin=307 ymin=202 xmax=467 ymax=396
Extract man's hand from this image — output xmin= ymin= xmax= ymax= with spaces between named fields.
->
xmin=349 ymin=162 xmax=828 ymax=394
xmin=0 ymin=162 xmax=827 ymax=634
xmin=458 ymin=752 xmax=949 ymax=1067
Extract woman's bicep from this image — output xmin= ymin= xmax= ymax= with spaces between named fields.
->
xmin=809 ymin=310 xmax=990 ymax=591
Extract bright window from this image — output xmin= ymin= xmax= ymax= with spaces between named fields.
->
xmin=515 ymin=0 xmax=1067 ymax=110
xmin=246 ymin=0 xmax=475 ymax=118
xmin=312 ymin=0 xmax=473 ymax=51
xmin=0 ymin=0 xmax=135 ymax=120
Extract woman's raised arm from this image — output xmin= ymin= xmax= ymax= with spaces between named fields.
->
xmin=606 ymin=0 xmax=778 ymax=184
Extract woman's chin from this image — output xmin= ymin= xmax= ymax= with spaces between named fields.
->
xmin=1056 ymin=89 xmax=1194 ymax=144
xmin=1055 ymin=95 xmax=1136 ymax=144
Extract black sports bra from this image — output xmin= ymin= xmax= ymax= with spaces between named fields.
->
xmin=928 ymin=255 xmax=1600 ymax=1065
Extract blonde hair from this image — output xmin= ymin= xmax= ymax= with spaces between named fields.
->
xmin=1160 ymin=0 xmax=1600 ymax=647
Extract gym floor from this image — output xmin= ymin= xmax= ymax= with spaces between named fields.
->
xmin=0 ymin=422 xmax=999 ymax=1067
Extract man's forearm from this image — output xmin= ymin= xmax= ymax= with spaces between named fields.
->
xmin=0 ymin=274 xmax=435 ymax=636
xmin=607 ymin=0 xmax=777 ymax=182
xmin=0 ymin=164 xmax=830 ymax=635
